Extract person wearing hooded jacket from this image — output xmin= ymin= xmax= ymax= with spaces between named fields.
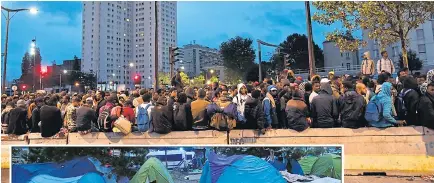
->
xmin=233 ymin=83 xmax=251 ymax=121
xmin=7 ymin=100 xmax=28 ymax=135
xmin=286 ymin=90 xmax=310 ymax=132
xmin=243 ymin=90 xmax=265 ymax=130
xmin=310 ymin=82 xmax=339 ymax=128
xmin=263 ymin=85 xmax=279 ymax=128
xmin=400 ymin=76 xmax=420 ymax=126
xmin=150 ymin=95 xmax=175 ymax=134
xmin=338 ymin=81 xmax=366 ymax=128
xmin=361 ymin=51 xmax=375 ymax=77
xmin=418 ymin=82 xmax=434 ymax=129
xmin=369 ymin=82 xmax=405 ymax=127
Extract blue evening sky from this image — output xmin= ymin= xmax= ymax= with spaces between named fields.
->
xmin=1 ymin=1 xmax=341 ymax=81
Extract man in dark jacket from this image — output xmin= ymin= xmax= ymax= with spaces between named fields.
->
xmin=150 ymin=95 xmax=174 ymax=134
xmin=95 ymin=91 xmax=107 ymax=118
xmin=7 ymin=100 xmax=28 ymax=135
xmin=418 ymin=82 xmax=434 ymax=129
xmin=76 ymin=97 xmax=97 ymax=134
xmin=173 ymin=92 xmax=193 ymax=131
xmin=30 ymin=97 xmax=45 ymax=132
xmin=278 ymin=85 xmax=292 ymax=129
xmin=338 ymin=81 xmax=366 ymax=128
xmin=401 ymin=77 xmax=420 ymax=126
xmin=243 ymin=90 xmax=265 ymax=130
xmin=40 ymin=96 xmax=62 ymax=137
xmin=311 ymin=82 xmax=339 ymax=128
xmin=286 ymin=90 xmax=310 ymax=132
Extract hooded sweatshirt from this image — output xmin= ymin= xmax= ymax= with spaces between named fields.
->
xmin=361 ymin=51 xmax=375 ymax=75
xmin=420 ymin=69 xmax=434 ymax=95
xmin=369 ymin=82 xmax=397 ymax=127
xmin=418 ymin=86 xmax=434 ymax=129
xmin=338 ymin=89 xmax=366 ymax=128
xmin=401 ymin=77 xmax=420 ymax=126
xmin=310 ymin=83 xmax=339 ymax=128
xmin=263 ymin=85 xmax=278 ymax=126
xmin=233 ymin=83 xmax=250 ymax=117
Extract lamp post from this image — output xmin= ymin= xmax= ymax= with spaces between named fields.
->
xmin=1 ymin=6 xmax=38 ymax=93
xmin=30 ymin=38 xmax=37 ymax=91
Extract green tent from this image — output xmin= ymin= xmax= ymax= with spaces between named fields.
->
xmin=298 ymin=156 xmax=319 ymax=174
xmin=130 ymin=158 xmax=175 ymax=183
xmin=298 ymin=154 xmax=342 ymax=180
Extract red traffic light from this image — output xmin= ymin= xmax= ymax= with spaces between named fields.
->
xmin=19 ymin=84 xmax=29 ymax=91
xmin=134 ymin=74 xmax=141 ymax=85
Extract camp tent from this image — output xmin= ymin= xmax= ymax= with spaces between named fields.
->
xmin=130 ymin=157 xmax=174 ymax=183
xmin=298 ymin=156 xmax=319 ymax=175
xmin=290 ymin=159 xmax=304 ymax=175
xmin=12 ymin=157 xmax=109 ymax=183
xmin=200 ymin=152 xmax=286 ymax=183
xmin=298 ymin=154 xmax=342 ymax=180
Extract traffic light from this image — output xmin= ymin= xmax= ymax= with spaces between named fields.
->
xmin=19 ymin=84 xmax=28 ymax=91
xmin=134 ymin=74 xmax=141 ymax=85
xmin=169 ymin=47 xmax=181 ymax=79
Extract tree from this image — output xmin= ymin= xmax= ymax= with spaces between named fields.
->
xmin=220 ymin=36 xmax=256 ymax=82
xmin=14 ymin=147 xmax=149 ymax=179
xmin=245 ymin=63 xmax=266 ymax=82
xmin=313 ymin=1 xmax=434 ymax=68
xmin=270 ymin=34 xmax=324 ymax=72
xmin=80 ymin=73 xmax=97 ymax=90
xmin=399 ymin=50 xmax=422 ymax=74
xmin=180 ymin=72 xmax=189 ymax=86
xmin=224 ymin=68 xmax=243 ymax=85
xmin=158 ymin=72 xmax=170 ymax=86
xmin=190 ymin=74 xmax=205 ymax=87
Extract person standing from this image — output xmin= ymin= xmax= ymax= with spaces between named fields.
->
xmin=377 ymin=51 xmax=395 ymax=74
xmin=361 ymin=51 xmax=375 ymax=77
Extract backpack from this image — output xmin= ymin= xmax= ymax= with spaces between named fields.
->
xmin=113 ymin=117 xmax=132 ymax=135
xmin=173 ymin=103 xmax=188 ymax=130
xmin=209 ymin=103 xmax=237 ymax=131
xmin=136 ymin=104 xmax=151 ymax=132
xmin=97 ymin=106 xmax=114 ymax=132
xmin=364 ymin=96 xmax=383 ymax=123
xmin=396 ymin=89 xmax=413 ymax=120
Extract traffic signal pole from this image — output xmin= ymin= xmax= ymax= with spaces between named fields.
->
xmin=153 ymin=1 xmax=159 ymax=90
xmin=305 ymin=1 xmax=316 ymax=78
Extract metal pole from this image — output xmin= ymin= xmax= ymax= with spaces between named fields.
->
xmin=60 ymin=74 xmax=62 ymax=91
xmin=169 ymin=47 xmax=174 ymax=80
xmin=33 ymin=38 xmax=36 ymax=91
xmin=305 ymin=1 xmax=316 ymax=78
xmin=258 ymin=41 xmax=262 ymax=82
xmin=2 ymin=11 xmax=10 ymax=94
xmin=153 ymin=1 xmax=159 ymax=90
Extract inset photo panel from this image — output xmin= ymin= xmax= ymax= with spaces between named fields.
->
xmin=10 ymin=145 xmax=342 ymax=183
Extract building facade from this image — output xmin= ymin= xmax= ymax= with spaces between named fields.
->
xmin=179 ymin=43 xmax=223 ymax=78
xmin=361 ymin=16 xmax=434 ymax=72
xmin=323 ymin=41 xmax=360 ymax=70
xmin=81 ymin=1 xmax=177 ymax=88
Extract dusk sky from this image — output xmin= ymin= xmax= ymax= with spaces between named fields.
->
xmin=1 ymin=1 xmax=342 ymax=81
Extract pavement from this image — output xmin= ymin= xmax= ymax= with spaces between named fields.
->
xmin=345 ymin=176 xmax=433 ymax=183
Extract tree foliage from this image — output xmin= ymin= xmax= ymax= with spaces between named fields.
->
xmin=313 ymin=1 xmax=434 ymax=68
xmin=158 ymin=72 xmax=170 ymax=86
xmin=224 ymin=68 xmax=243 ymax=85
xmin=14 ymin=147 xmax=149 ymax=179
xmin=245 ymin=63 xmax=266 ymax=82
xmin=220 ymin=36 xmax=256 ymax=83
xmin=399 ymin=50 xmax=423 ymax=73
xmin=69 ymin=56 xmax=81 ymax=84
xmin=180 ymin=72 xmax=189 ymax=86
xmin=271 ymin=34 xmax=324 ymax=71
xmin=191 ymin=74 xmax=205 ymax=87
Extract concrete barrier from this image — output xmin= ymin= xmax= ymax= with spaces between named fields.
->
xmin=229 ymin=126 xmax=434 ymax=176
xmin=68 ymin=130 xmax=227 ymax=145
xmin=27 ymin=133 xmax=68 ymax=145
xmin=1 ymin=134 xmax=28 ymax=145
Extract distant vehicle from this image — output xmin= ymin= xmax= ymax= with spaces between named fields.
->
xmin=145 ymin=150 xmax=195 ymax=170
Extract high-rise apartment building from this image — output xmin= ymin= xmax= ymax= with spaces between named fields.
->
xmin=179 ymin=43 xmax=223 ymax=77
xmin=82 ymin=1 xmax=177 ymax=88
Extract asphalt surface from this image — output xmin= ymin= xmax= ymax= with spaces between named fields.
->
xmin=345 ymin=176 xmax=433 ymax=183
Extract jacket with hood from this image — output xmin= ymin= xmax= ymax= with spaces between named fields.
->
xmin=279 ymin=91 xmax=292 ymax=128
xmin=420 ymin=69 xmax=434 ymax=95
xmin=418 ymin=89 xmax=434 ymax=129
xmin=338 ymin=89 xmax=366 ymax=128
xmin=263 ymin=85 xmax=278 ymax=127
xmin=361 ymin=51 xmax=375 ymax=75
xmin=243 ymin=97 xmax=265 ymax=129
xmin=369 ymin=82 xmax=397 ymax=127
xmin=150 ymin=97 xmax=175 ymax=134
xmin=401 ymin=77 xmax=420 ymax=126
xmin=6 ymin=107 xmax=28 ymax=135
xmin=285 ymin=95 xmax=309 ymax=132
xmin=311 ymin=83 xmax=339 ymax=128
xmin=233 ymin=83 xmax=251 ymax=117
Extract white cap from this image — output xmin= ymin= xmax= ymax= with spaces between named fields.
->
xmin=320 ymin=78 xmax=330 ymax=83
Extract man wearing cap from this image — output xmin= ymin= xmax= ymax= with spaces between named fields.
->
xmin=7 ymin=100 xmax=29 ymax=135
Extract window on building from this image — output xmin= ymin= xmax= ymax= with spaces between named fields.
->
xmin=416 ymin=29 xmax=424 ymax=40
xmin=418 ymin=44 xmax=426 ymax=53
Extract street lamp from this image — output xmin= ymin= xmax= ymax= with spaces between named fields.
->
xmin=180 ymin=66 xmax=185 ymax=70
xmin=1 ymin=6 xmax=38 ymax=93
xmin=129 ymin=63 xmax=134 ymax=67
xmin=210 ymin=69 xmax=214 ymax=74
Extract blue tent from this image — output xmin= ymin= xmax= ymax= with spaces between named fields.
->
xmin=268 ymin=160 xmax=286 ymax=171
xmin=200 ymin=152 xmax=286 ymax=183
xmin=12 ymin=157 xmax=108 ymax=183
xmin=290 ymin=159 xmax=304 ymax=175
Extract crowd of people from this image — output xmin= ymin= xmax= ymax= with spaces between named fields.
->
xmin=1 ymin=65 xmax=434 ymax=137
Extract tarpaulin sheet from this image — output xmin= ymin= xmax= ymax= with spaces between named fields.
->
xmin=130 ymin=157 xmax=174 ymax=183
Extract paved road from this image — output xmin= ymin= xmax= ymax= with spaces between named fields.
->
xmin=345 ymin=176 xmax=433 ymax=183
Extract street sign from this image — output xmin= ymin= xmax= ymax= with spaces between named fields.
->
xmin=11 ymin=85 xmax=17 ymax=91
